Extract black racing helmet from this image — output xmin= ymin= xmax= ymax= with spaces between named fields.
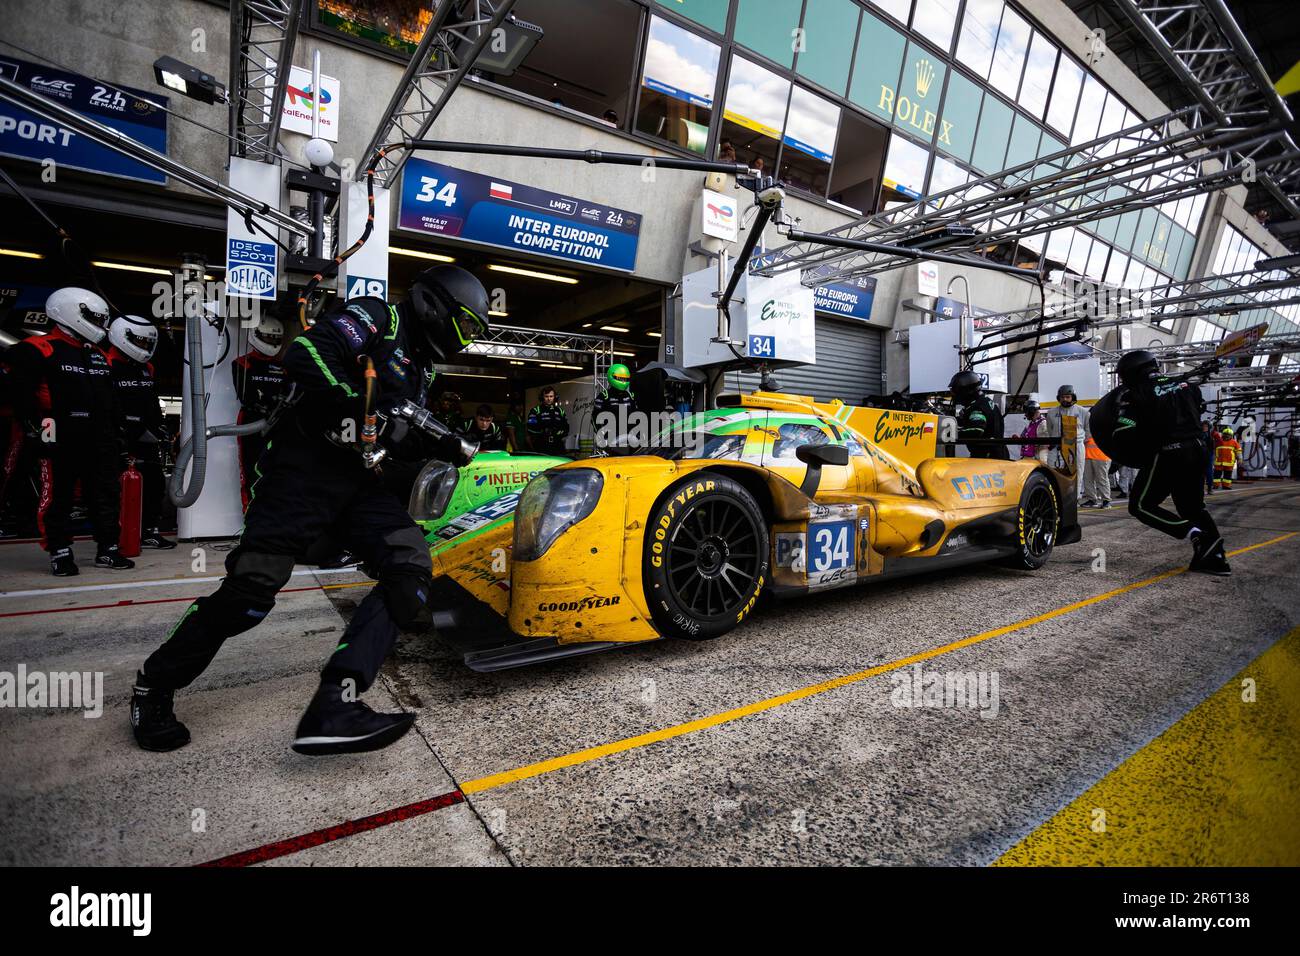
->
xmin=406 ymin=265 xmax=490 ymax=362
xmin=1116 ymin=349 xmax=1159 ymax=388
xmin=949 ymin=369 xmax=982 ymax=404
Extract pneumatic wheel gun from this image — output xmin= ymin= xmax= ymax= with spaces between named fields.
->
xmin=360 ymin=399 xmax=480 ymax=470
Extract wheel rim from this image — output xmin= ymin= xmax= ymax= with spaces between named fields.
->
xmin=666 ymin=497 xmax=761 ymax=618
xmin=1022 ymin=485 xmax=1057 ymax=557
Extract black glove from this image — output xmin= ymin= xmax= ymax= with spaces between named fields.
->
xmin=434 ymin=431 xmax=475 ymax=467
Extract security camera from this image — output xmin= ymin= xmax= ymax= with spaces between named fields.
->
xmin=303 ymin=138 xmax=334 ymax=169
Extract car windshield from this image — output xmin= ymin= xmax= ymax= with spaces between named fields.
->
xmin=630 ymin=409 xmax=759 ymax=461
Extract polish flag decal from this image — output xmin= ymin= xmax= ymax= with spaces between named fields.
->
xmin=489 ymin=182 xmax=513 ymax=201
xmin=923 ymin=421 xmax=935 ymax=434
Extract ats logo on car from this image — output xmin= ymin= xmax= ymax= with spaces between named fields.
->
xmin=952 ymin=473 xmax=1006 ymax=500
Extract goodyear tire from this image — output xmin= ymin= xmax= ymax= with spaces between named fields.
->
xmin=643 ymin=471 xmax=768 ymax=641
xmin=1004 ymin=470 xmax=1058 ymax=570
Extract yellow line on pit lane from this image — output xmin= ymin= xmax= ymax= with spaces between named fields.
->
xmin=458 ymin=530 xmax=1300 ymax=797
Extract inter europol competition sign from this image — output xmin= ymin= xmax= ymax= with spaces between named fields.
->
xmin=398 ymin=158 xmax=642 ymax=272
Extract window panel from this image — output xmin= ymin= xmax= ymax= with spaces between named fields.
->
xmin=734 ymin=0 xmax=805 ymax=68
xmin=911 ymin=0 xmax=960 ymax=53
xmin=1086 ymin=238 xmax=1110 ymax=280
xmin=882 ymin=134 xmax=930 ymax=205
xmin=848 ymin=10 xmax=908 ymax=123
xmin=870 ymin=0 xmax=912 ymax=22
xmin=1018 ymin=31 xmax=1056 ymax=119
xmin=721 ymin=54 xmax=792 ymax=174
xmin=828 ymin=108 xmax=890 ymax=212
xmin=656 ymin=0 xmax=730 ymax=34
xmin=892 ymin=42 xmax=947 ymax=142
xmin=955 ymin=0 xmax=1001 ymax=79
xmin=971 ymin=92 xmax=1013 ymax=173
xmin=937 ymin=69 xmax=982 ymax=162
xmin=636 ymin=15 xmax=721 ymax=154
xmin=988 ymin=6 xmax=1030 ymax=96
xmin=1045 ymin=55 xmax=1083 ymax=137
xmin=928 ymin=152 xmax=968 ymax=206
xmin=781 ymin=85 xmax=841 ymax=195
xmin=1004 ymin=113 xmax=1041 ymax=180
xmin=796 ymin=0 xmax=861 ymax=96
xmin=1104 ymin=251 xmax=1129 ymax=286
xmin=1071 ymin=76 xmax=1106 ymax=146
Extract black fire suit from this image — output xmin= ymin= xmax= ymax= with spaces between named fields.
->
xmin=592 ymin=389 xmax=635 ymax=450
xmin=1119 ymin=375 xmax=1219 ymax=542
xmin=461 ymin=419 xmax=505 ymax=451
xmin=143 ymin=297 xmax=457 ymax=694
xmin=957 ymin=394 xmax=1009 ymax=460
xmin=231 ymin=350 xmax=289 ymax=508
xmin=105 ymin=347 xmax=167 ymax=533
xmin=5 ymin=327 xmax=122 ymax=552
xmin=527 ymin=401 xmax=569 ymax=456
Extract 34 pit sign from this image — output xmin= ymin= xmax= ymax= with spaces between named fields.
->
xmin=399 ymin=159 xmax=642 ymax=272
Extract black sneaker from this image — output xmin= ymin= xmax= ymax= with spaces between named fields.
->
xmin=130 ymin=674 xmax=191 ymax=752
xmin=1098 ymin=500 xmax=1111 ymax=509
xmin=291 ymin=682 xmax=415 ymax=756
xmin=50 ymin=548 xmax=79 ymax=576
xmin=1190 ymin=534 xmax=1231 ymax=577
xmin=140 ymin=529 xmax=177 ymax=550
xmin=317 ymin=550 xmax=356 ymax=570
xmin=95 ymin=545 xmax=135 ymax=570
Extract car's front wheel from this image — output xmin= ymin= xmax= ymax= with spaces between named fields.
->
xmin=1004 ymin=470 xmax=1058 ymax=570
xmin=643 ymin=471 xmax=768 ymax=640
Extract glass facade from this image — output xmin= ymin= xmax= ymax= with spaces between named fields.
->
xmin=312 ymin=0 xmax=1234 ymax=287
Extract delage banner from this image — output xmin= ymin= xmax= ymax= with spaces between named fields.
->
xmin=0 ymin=56 xmax=167 ymax=184
xmin=398 ymin=159 xmax=642 ymax=272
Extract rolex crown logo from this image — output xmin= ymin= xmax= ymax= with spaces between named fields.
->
xmin=915 ymin=58 xmax=935 ymax=98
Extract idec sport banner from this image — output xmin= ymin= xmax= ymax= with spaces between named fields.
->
xmin=398 ymin=158 xmax=642 ymax=272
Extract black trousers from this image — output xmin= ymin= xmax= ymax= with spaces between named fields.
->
xmin=237 ymin=429 xmax=271 ymax=511
xmin=143 ymin=429 xmax=433 ymax=694
xmin=36 ymin=423 xmax=121 ymax=553
xmin=1129 ymin=441 xmax=1220 ymax=542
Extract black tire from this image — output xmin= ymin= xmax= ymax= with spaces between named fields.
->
xmin=643 ymin=471 xmax=769 ymax=640
xmin=1004 ymin=470 xmax=1058 ymax=570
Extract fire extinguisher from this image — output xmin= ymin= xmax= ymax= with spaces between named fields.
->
xmin=119 ymin=456 xmax=142 ymax=558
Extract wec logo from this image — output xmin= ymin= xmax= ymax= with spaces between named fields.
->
xmin=951 ymin=473 xmax=1005 ymax=500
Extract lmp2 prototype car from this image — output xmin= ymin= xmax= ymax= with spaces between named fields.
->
xmin=423 ymin=391 xmax=1080 ymax=670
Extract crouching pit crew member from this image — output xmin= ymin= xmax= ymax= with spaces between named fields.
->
xmin=462 ymin=404 xmax=505 ymax=450
xmin=949 ymin=369 xmax=1009 ymax=460
xmin=131 ymin=265 xmax=490 ymax=754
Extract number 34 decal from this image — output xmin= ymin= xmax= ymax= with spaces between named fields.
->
xmin=416 ymin=177 xmax=459 ymax=207
xmin=809 ymin=520 xmax=853 ymax=573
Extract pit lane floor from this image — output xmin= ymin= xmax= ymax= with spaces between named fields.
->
xmin=0 ymin=480 xmax=1296 ymax=866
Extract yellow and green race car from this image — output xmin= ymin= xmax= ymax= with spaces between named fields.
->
xmin=427 ymin=391 xmax=1081 ymax=670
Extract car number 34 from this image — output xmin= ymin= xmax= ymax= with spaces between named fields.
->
xmin=809 ymin=520 xmax=853 ymax=573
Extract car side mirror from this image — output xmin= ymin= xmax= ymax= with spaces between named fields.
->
xmin=796 ymin=443 xmax=848 ymax=497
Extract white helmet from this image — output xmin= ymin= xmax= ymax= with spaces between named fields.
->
xmin=45 ymin=287 xmax=109 ymax=344
xmin=249 ymin=316 xmax=284 ymax=357
xmin=108 ymin=315 xmax=159 ymax=364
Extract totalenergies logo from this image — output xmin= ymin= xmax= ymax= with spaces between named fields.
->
xmin=286 ymin=83 xmax=332 ymax=113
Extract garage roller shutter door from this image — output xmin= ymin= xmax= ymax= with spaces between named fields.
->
xmin=723 ymin=317 xmax=885 ymax=403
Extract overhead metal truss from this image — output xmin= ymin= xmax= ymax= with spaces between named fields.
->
xmin=757 ymin=104 xmax=1297 ymax=286
xmin=1130 ymin=332 xmax=1300 ymax=367
xmin=1109 ymin=0 xmax=1300 ymax=218
xmin=462 ymin=324 xmax=615 ymax=388
xmin=363 ymin=0 xmax=519 ymax=189
xmin=227 ymin=0 xmax=303 ymax=162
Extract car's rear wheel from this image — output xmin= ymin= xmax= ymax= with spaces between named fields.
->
xmin=643 ymin=472 xmax=768 ymax=640
xmin=1004 ymin=470 xmax=1058 ymax=570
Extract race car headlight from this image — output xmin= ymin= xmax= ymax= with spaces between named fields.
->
xmin=408 ymin=461 xmax=459 ymax=520
xmin=514 ymin=469 xmax=604 ymax=561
